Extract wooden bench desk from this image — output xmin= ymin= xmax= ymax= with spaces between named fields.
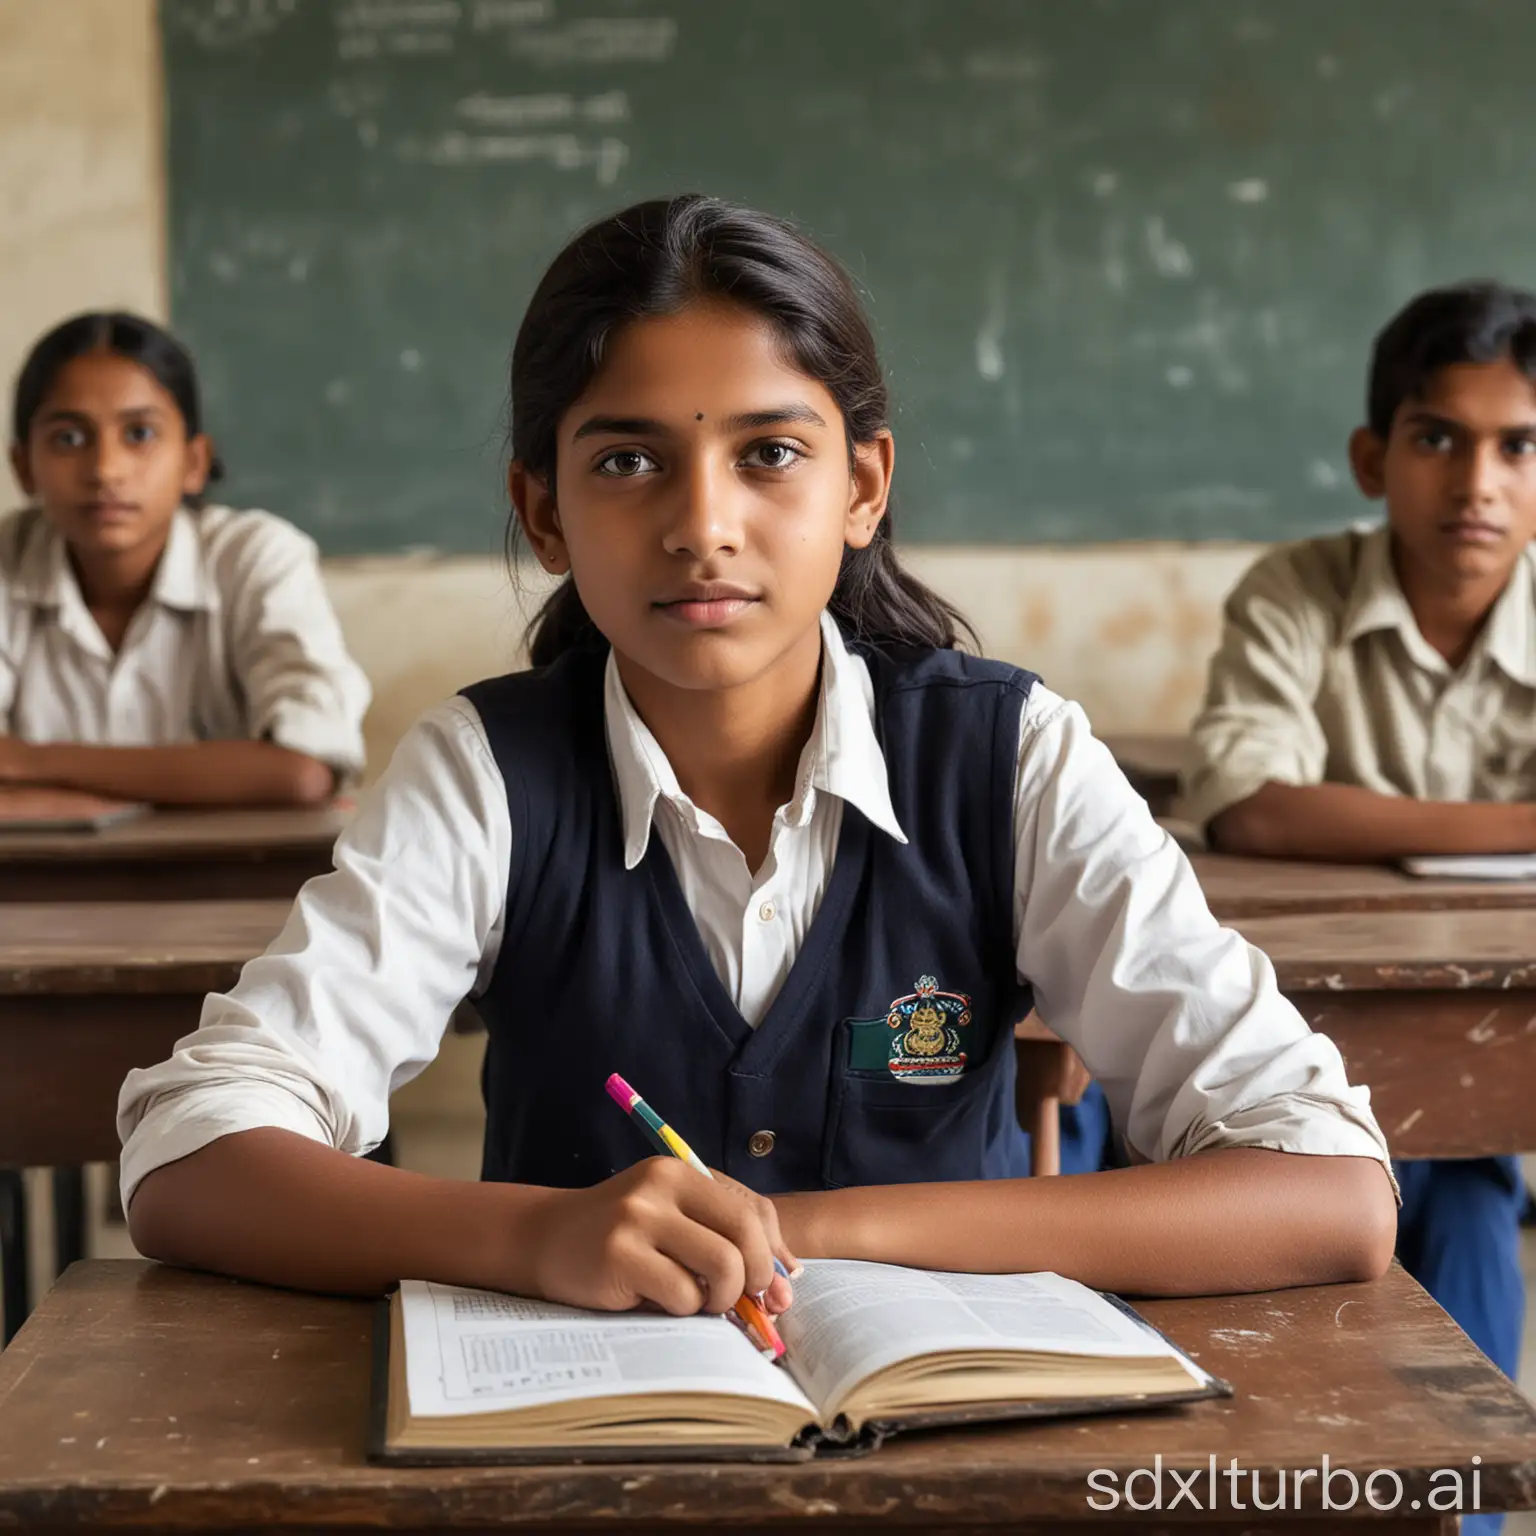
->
xmin=1231 ymin=909 xmax=1536 ymax=1161
xmin=2 ymin=1260 xmax=1532 ymax=1533
xmin=1193 ymin=851 xmax=1536 ymax=919
xmin=0 ymin=805 xmax=349 ymax=903
xmin=0 ymin=900 xmax=290 ymax=1344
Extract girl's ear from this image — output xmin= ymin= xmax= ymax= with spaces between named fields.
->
xmin=1348 ymin=426 xmax=1387 ymax=500
xmin=509 ymin=461 xmax=569 ymax=573
xmin=9 ymin=443 xmax=34 ymax=499
xmin=182 ymin=433 xmax=214 ymax=498
xmin=845 ymin=430 xmax=894 ymax=551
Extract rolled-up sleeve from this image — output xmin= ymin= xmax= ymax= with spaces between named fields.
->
xmin=1014 ymin=686 xmax=1391 ymax=1175
xmin=1179 ymin=549 xmax=1331 ymax=832
xmin=117 ymin=697 xmax=510 ymax=1207
xmin=219 ymin=514 xmax=372 ymax=779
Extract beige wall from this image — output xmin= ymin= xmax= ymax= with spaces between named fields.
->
xmin=323 ymin=543 xmax=1259 ymax=776
xmin=0 ymin=0 xmax=1260 ymax=762
xmin=0 ymin=0 xmax=164 ymax=385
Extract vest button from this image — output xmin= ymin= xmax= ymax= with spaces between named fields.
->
xmin=747 ymin=1130 xmax=776 ymax=1158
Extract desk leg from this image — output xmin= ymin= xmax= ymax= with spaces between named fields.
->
xmin=0 ymin=1169 xmax=28 ymax=1345
xmin=52 ymin=1166 xmax=86 ymax=1274
xmin=1033 ymin=1095 xmax=1061 ymax=1176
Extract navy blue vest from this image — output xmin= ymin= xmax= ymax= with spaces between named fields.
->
xmin=462 ymin=639 xmax=1036 ymax=1195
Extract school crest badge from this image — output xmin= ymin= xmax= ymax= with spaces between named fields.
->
xmin=846 ymin=975 xmax=972 ymax=1084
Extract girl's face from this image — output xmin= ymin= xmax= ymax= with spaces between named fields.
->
xmin=515 ymin=301 xmax=892 ymax=695
xmin=11 ymin=351 xmax=211 ymax=565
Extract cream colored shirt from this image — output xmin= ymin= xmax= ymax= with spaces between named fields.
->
xmin=117 ymin=612 xmax=1390 ymax=1206
xmin=1182 ymin=524 xmax=1536 ymax=829
xmin=0 ymin=504 xmax=370 ymax=775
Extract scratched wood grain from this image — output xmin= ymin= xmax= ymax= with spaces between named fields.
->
xmin=0 ymin=1262 xmax=1530 ymax=1531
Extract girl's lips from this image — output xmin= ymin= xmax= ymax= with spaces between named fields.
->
xmin=656 ymin=596 xmax=758 ymax=628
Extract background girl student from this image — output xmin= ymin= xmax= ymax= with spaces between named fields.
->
xmin=0 ymin=312 xmax=369 ymax=806
xmin=118 ymin=197 xmax=1395 ymax=1319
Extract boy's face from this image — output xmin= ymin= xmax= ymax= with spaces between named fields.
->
xmin=1349 ymin=357 xmax=1536 ymax=588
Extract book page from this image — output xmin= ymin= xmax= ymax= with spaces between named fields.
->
xmin=1401 ymin=852 xmax=1536 ymax=880
xmin=780 ymin=1261 xmax=1182 ymax=1416
xmin=400 ymin=1280 xmax=815 ymax=1420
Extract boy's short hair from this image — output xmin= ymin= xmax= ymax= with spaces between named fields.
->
xmin=1367 ymin=280 xmax=1536 ymax=437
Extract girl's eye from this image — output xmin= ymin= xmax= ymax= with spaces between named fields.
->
xmin=1505 ymin=435 xmax=1536 ymax=458
xmin=49 ymin=426 xmax=87 ymax=451
xmin=741 ymin=440 xmax=804 ymax=471
xmin=1414 ymin=431 xmax=1452 ymax=453
xmin=595 ymin=448 xmax=659 ymax=478
xmin=123 ymin=422 xmax=157 ymax=447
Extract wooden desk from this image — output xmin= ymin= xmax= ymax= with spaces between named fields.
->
xmin=1194 ymin=852 xmax=1536 ymax=919
xmin=1233 ymin=909 xmax=1536 ymax=1160
xmin=2 ymin=1261 xmax=1532 ymax=1533
xmin=1105 ymin=733 xmax=1188 ymax=816
xmin=0 ymin=901 xmax=289 ymax=1343
xmin=0 ymin=806 xmax=348 ymax=902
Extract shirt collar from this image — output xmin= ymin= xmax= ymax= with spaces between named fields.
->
xmin=604 ymin=609 xmax=910 ymax=871
xmin=1482 ymin=545 xmax=1536 ymax=687
xmin=1340 ymin=523 xmax=1536 ymax=684
xmin=7 ymin=506 xmax=217 ymax=615
xmin=147 ymin=509 xmax=219 ymax=613
xmin=8 ymin=509 xmax=74 ymax=609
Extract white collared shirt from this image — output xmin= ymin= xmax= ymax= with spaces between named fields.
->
xmin=0 ymin=504 xmax=370 ymax=775
xmin=117 ymin=612 xmax=1390 ymax=1204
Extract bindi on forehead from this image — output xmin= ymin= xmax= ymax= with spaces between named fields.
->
xmin=695 ymin=412 xmax=704 ymax=421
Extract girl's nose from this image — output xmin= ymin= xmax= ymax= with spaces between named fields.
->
xmin=661 ymin=455 xmax=744 ymax=559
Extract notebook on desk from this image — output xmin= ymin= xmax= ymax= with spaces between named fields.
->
xmin=0 ymin=787 xmax=149 ymax=832
xmin=371 ymin=1259 xmax=1228 ymax=1465
xmin=1400 ymin=852 xmax=1536 ymax=881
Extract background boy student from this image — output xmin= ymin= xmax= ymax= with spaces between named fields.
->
xmin=1181 ymin=282 xmax=1536 ymax=1463
xmin=0 ymin=312 xmax=370 ymax=806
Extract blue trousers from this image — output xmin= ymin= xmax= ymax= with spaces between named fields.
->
xmin=1396 ymin=1156 xmax=1525 ymax=1536
xmin=1059 ymin=1081 xmax=1118 ymax=1176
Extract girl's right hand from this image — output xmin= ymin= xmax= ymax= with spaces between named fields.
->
xmin=520 ymin=1158 xmax=797 ymax=1317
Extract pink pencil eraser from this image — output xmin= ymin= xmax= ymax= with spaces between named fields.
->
xmin=605 ymin=1072 xmax=637 ymax=1108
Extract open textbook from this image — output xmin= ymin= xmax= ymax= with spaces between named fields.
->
xmin=372 ymin=1259 xmax=1227 ymax=1463
xmin=1401 ymin=852 xmax=1536 ymax=881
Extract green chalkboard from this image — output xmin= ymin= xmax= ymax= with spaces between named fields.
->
xmin=162 ymin=0 xmax=1536 ymax=555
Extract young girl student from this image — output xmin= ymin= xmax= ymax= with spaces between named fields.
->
xmin=119 ymin=198 xmax=1394 ymax=1316
xmin=1 ymin=313 xmax=369 ymax=806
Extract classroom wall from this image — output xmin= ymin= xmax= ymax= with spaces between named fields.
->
xmin=0 ymin=0 xmax=1267 ymax=763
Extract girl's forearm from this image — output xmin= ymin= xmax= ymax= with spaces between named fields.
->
xmin=127 ymin=1128 xmax=555 ymax=1296
xmin=17 ymin=739 xmax=336 ymax=807
xmin=776 ymin=1150 xmax=1396 ymax=1295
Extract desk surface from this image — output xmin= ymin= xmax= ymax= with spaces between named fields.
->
xmin=0 ymin=1261 xmax=1532 ymax=1529
xmin=0 ymin=805 xmax=349 ymax=864
xmin=1194 ymin=852 xmax=1536 ymax=918
xmin=1234 ymin=909 xmax=1536 ymax=992
xmin=0 ymin=806 xmax=350 ymax=902
xmin=0 ymin=900 xmax=291 ymax=994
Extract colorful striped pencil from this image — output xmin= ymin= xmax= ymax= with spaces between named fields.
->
xmin=605 ymin=1072 xmax=787 ymax=1360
